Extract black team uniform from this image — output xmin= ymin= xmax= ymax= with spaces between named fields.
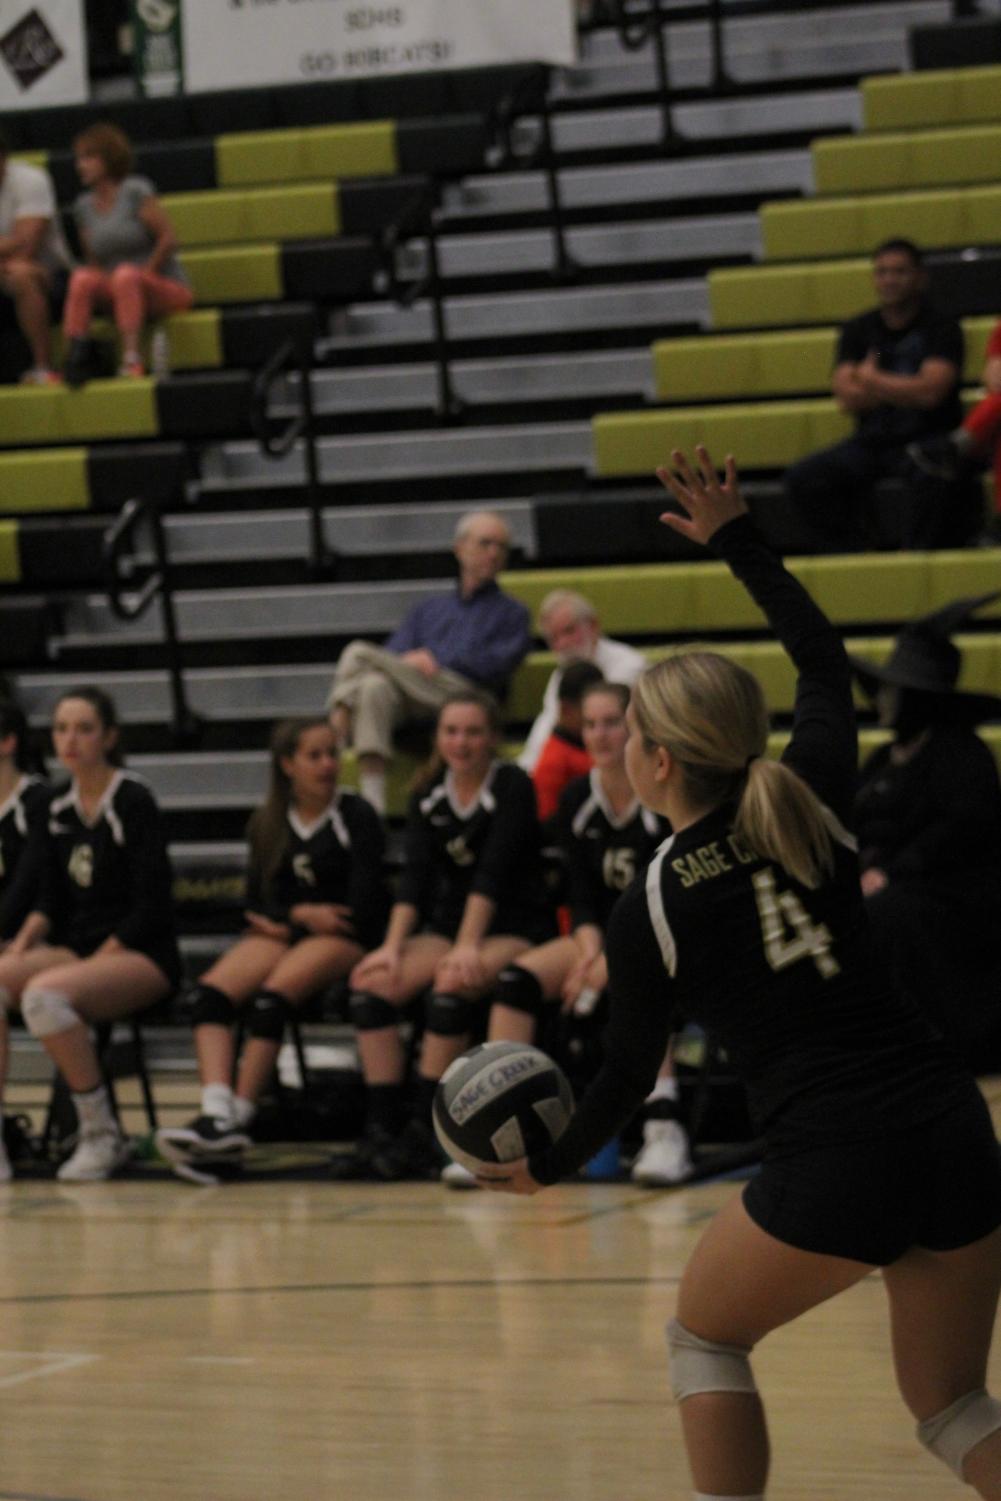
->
xmin=0 ymin=775 xmax=50 ymax=941
xmin=356 ymin=760 xmax=554 ymax=1181
xmin=40 ymin=771 xmax=180 ymax=987
xmin=557 ymin=771 xmax=668 ymax=933
xmin=398 ymin=760 xmax=553 ymax=947
xmin=529 ymin=516 xmax=1001 ymax=1266
xmin=246 ymin=792 xmax=388 ymax=951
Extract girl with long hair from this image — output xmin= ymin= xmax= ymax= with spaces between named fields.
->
xmin=0 ymin=699 xmax=49 ymax=947
xmin=481 ymin=447 xmax=1001 ymax=1501
xmin=156 ymin=718 xmax=386 ymax=1176
xmin=0 ymin=687 xmax=178 ymax=1181
xmin=332 ymin=691 xmax=553 ymax=1182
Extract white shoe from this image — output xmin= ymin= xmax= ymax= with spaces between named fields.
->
xmin=630 ymin=1119 xmax=692 ymax=1187
xmin=57 ymin=1128 xmax=132 ymax=1182
xmin=441 ymin=1159 xmax=480 ymax=1191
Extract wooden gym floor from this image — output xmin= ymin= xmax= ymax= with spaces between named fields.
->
xmin=0 ymin=1084 xmax=998 ymax=1501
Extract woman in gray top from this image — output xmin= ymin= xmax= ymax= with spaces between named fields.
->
xmin=62 ymin=123 xmax=192 ymax=384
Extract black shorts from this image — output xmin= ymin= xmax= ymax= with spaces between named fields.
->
xmin=743 ymin=1089 xmax=1001 ymax=1266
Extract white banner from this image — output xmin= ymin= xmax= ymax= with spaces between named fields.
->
xmin=181 ymin=0 xmax=577 ymax=94
xmin=0 ymin=0 xmax=88 ymax=110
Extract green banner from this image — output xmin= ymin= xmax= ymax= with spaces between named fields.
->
xmin=131 ymin=0 xmax=183 ymax=97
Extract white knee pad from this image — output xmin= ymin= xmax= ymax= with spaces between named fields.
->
xmin=667 ymin=1318 xmax=758 ymax=1402
xmin=21 ymin=987 xmax=79 ymax=1038
xmin=918 ymin=1388 xmax=1001 ymax=1480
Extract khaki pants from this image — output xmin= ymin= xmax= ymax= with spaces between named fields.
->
xmin=327 ymin=641 xmax=476 ymax=760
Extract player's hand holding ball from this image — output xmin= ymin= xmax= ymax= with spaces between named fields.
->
xmin=476 ymin=1157 xmax=541 ymax=1195
xmin=432 ymin=1040 xmax=572 ymax=1195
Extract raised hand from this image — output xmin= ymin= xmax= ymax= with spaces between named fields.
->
xmin=655 ymin=445 xmax=747 ymax=547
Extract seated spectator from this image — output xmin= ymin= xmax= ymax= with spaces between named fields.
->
xmin=327 ymin=511 xmax=530 ymax=815
xmin=786 ymin=239 xmax=965 ymax=552
xmin=62 ymin=123 xmax=192 ymax=385
xmin=156 ymin=718 xmax=386 ymax=1179
xmin=0 ymin=126 xmax=72 ymax=385
xmin=330 ymin=692 xmax=554 ymax=1182
xmin=852 ymin=594 xmax=1001 ymax=1065
xmin=531 ymin=658 xmax=603 ymax=823
xmin=908 ymin=314 xmax=1001 ymax=543
xmin=0 ymin=699 xmax=49 ymax=946
xmin=518 ymin=589 xmax=647 ymax=773
xmin=0 ymin=688 xmax=179 ymax=1181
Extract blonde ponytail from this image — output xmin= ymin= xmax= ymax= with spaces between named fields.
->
xmin=632 ymin=652 xmax=835 ymax=889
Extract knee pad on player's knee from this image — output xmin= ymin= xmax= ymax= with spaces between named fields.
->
xmin=246 ymin=989 xmax=290 ymax=1042
xmin=666 ymin=1318 xmax=757 ymax=1402
xmin=21 ymin=987 xmax=78 ymax=1038
xmin=425 ymin=992 xmax=476 ymax=1037
xmin=188 ymin=983 xmax=234 ymax=1028
xmin=348 ymin=991 xmax=398 ymax=1031
xmin=493 ymin=965 xmax=545 ymax=1020
xmin=917 ymin=1388 xmax=1001 ymax=1480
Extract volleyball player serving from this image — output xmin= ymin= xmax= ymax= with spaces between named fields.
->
xmin=480 ymin=445 xmax=1001 ymax=1501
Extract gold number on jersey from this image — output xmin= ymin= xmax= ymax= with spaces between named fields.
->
xmin=752 ymin=867 xmax=840 ymax=980
xmin=602 ymin=847 xmax=636 ymax=892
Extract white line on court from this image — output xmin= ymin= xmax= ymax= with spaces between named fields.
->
xmin=0 ymin=1352 xmax=98 ymax=1389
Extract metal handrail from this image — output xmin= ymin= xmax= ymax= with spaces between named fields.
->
xmin=249 ymin=336 xmax=336 ymax=578
xmin=103 ymin=497 xmax=201 ymax=747
xmin=378 ymin=180 xmax=462 ymax=418
xmin=489 ymin=65 xmax=576 ymax=280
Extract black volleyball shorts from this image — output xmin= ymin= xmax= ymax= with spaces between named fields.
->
xmin=743 ymin=1089 xmax=1001 ymax=1266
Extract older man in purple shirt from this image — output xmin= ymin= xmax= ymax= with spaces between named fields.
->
xmin=327 ymin=510 xmax=530 ymax=814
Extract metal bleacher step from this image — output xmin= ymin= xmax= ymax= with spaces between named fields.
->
xmin=412 ymin=213 xmax=762 ymax=281
xmin=438 ymin=151 xmax=811 ymax=224
xmin=547 ymin=89 xmax=862 ymax=154
xmin=198 ymin=420 xmax=593 ymax=491
xmin=317 ymin=279 xmax=710 ymax=356
xmin=561 ymin=1 xmax=952 ymax=99
xmin=276 ymin=351 xmax=654 ymax=418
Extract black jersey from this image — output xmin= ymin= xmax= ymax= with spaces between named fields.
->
xmin=530 ymin=516 xmax=972 ymax=1185
xmin=245 ymin=791 xmax=388 ymax=950
xmin=0 ymin=776 xmax=50 ymax=941
xmin=556 ymin=771 xmax=668 ymax=932
xmin=397 ymin=759 xmax=554 ymax=943
xmin=40 ymin=771 xmax=180 ymax=984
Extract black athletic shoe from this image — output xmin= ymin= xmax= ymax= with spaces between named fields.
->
xmin=370 ymin=1118 xmax=445 ymax=1182
xmin=62 ymin=337 xmax=92 ymax=390
xmin=906 ymin=434 xmax=963 ymax=482
xmin=156 ymin=1115 xmax=252 ymax=1164
xmin=328 ymin=1125 xmax=397 ymax=1182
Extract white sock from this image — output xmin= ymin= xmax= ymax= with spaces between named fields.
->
xmin=359 ymin=769 xmax=386 ymax=816
xmin=647 ymin=1075 xmax=679 ymax=1104
xmin=202 ymin=1082 xmax=235 ymax=1123
xmin=232 ymin=1096 xmax=256 ymax=1128
xmin=72 ymin=1084 xmax=115 ymax=1135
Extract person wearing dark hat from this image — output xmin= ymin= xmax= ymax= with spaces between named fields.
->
xmin=852 ymin=593 xmax=1001 ymax=1065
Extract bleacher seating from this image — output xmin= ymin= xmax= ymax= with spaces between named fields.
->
xmin=3 ymin=0 xmax=1001 ymax=989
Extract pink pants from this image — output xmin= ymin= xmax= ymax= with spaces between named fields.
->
xmin=963 ymin=391 xmax=1001 ymax=514
xmin=63 ymin=263 xmax=193 ymax=339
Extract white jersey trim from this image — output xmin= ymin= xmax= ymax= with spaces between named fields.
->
xmin=571 ymin=769 xmax=659 ymax=838
xmin=0 ymin=774 xmax=35 ymax=836
xmin=421 ymin=760 xmax=500 ymax=822
xmin=289 ymin=793 xmax=350 ymax=849
xmin=645 ymin=835 xmax=678 ymax=979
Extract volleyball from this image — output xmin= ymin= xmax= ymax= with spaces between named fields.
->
xmin=433 ymin=1041 xmax=574 ymax=1174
